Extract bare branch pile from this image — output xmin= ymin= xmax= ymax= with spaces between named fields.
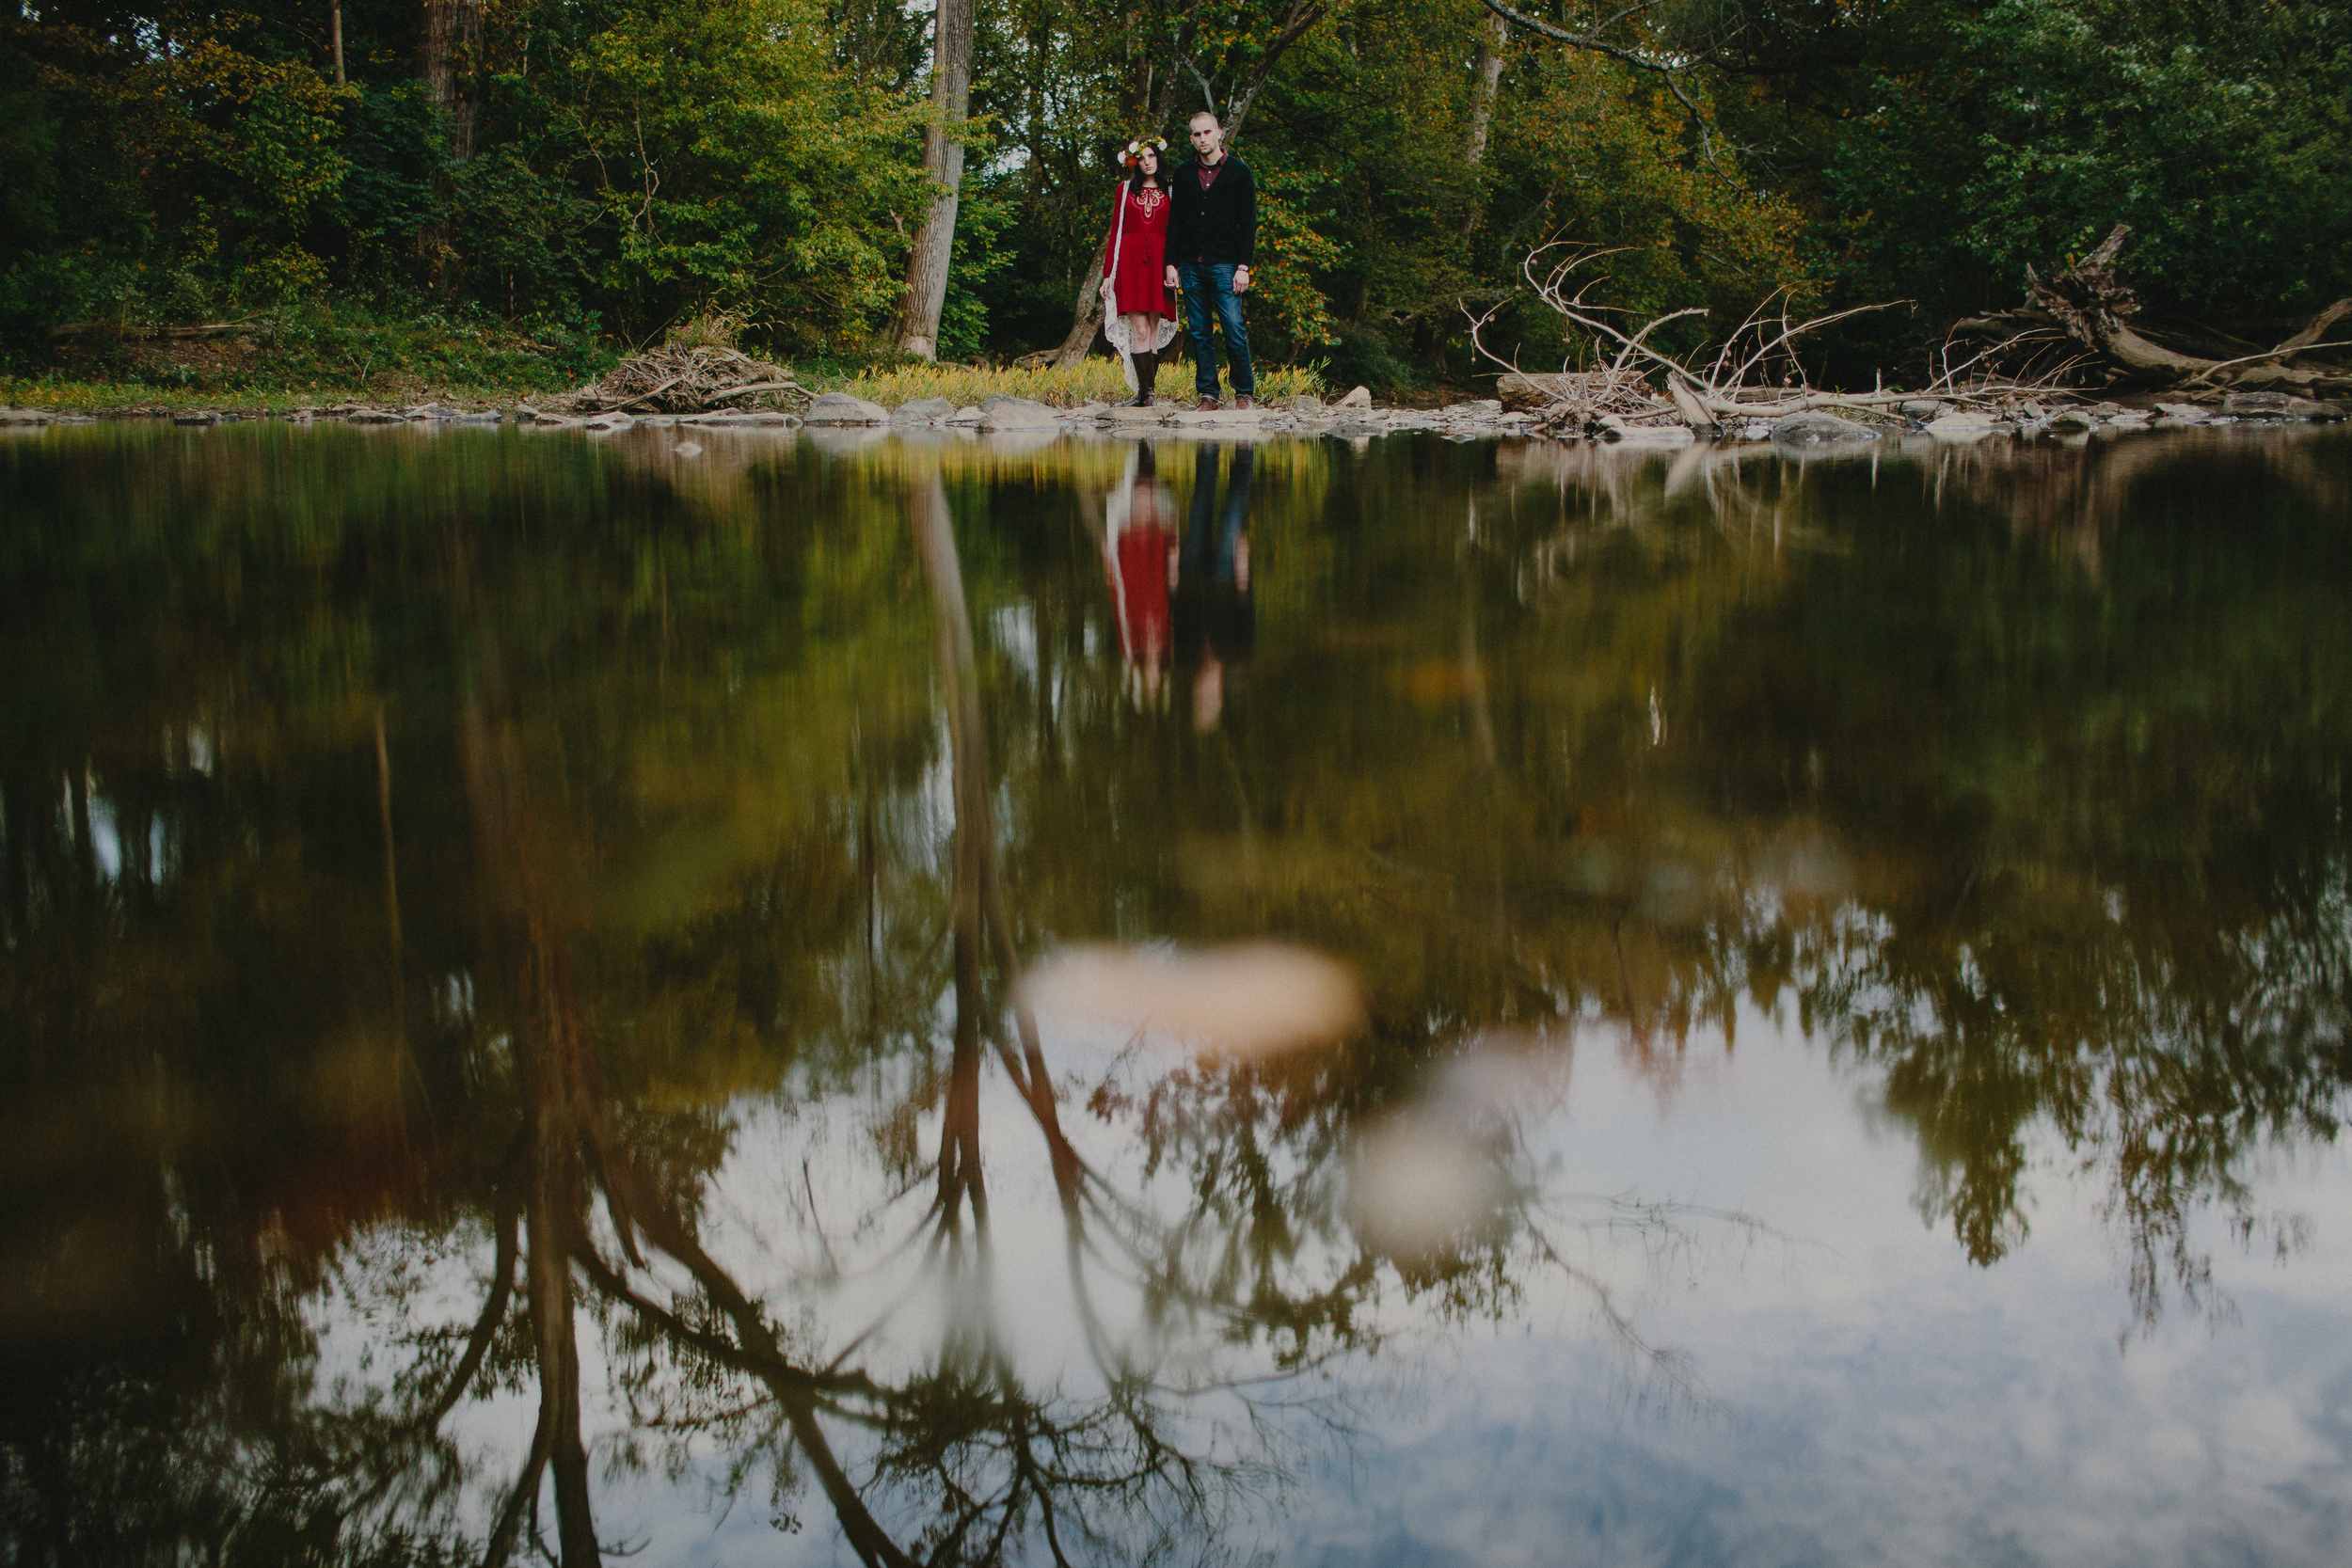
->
xmin=1474 ymin=242 xmax=2055 ymax=438
xmin=548 ymin=343 xmax=803 ymax=415
xmin=1953 ymin=224 xmax=2351 ymax=404
xmin=1476 ymin=233 xmax=2347 ymax=440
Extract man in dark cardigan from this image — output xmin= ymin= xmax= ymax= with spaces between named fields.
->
xmin=1163 ymin=109 xmax=1258 ymax=411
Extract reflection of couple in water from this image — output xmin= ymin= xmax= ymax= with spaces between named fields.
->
xmin=1101 ymin=443 xmax=1255 ymax=727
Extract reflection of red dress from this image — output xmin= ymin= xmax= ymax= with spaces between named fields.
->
xmin=1103 ymin=182 xmax=1175 ymax=320
xmin=1111 ymin=489 xmax=1174 ymax=662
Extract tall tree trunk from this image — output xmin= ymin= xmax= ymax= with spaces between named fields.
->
xmin=1465 ymin=14 xmax=1507 ymax=165
xmin=895 ymin=0 xmax=977 ymax=359
xmin=417 ymin=0 xmax=484 ymax=160
xmin=415 ymin=0 xmax=484 ymax=281
xmin=1049 ymin=230 xmax=1111 ymax=369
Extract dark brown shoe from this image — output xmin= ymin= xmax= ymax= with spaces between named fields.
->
xmin=1196 ymin=397 xmax=1220 ymax=413
xmin=1234 ymin=394 xmax=1255 ymax=411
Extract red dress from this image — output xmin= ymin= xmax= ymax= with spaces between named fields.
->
xmin=1103 ymin=182 xmax=1175 ymax=320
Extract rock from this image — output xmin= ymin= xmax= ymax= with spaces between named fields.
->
xmin=1105 ymin=404 xmax=1166 ymax=423
xmin=447 ymin=410 xmax=503 ymax=426
xmin=1899 ymin=399 xmax=1949 ymax=418
xmin=2153 ymin=403 xmax=2212 ymax=421
xmin=1442 ymin=400 xmax=1504 ymax=419
xmin=2042 ymin=408 xmax=2098 ymax=434
xmin=976 ymin=398 xmax=1058 ymax=430
xmin=1771 ymin=412 xmax=1878 ymax=444
xmin=2106 ymin=412 xmax=2152 ymax=428
xmin=1926 ymin=411 xmax=2003 ymax=436
xmin=173 ymin=411 xmax=221 ymax=426
xmin=948 ymin=405 xmax=984 ymax=423
xmin=346 ymin=408 xmax=405 ymax=424
xmin=2226 ymin=390 xmax=2332 ymax=419
xmin=0 ymin=407 xmax=54 ymax=425
xmin=1739 ymin=422 xmax=1773 ymax=441
xmin=1291 ymin=393 xmax=1323 ymax=413
xmin=1337 ymin=385 xmax=1374 ymax=408
xmin=582 ymin=412 xmax=634 ymax=432
xmin=804 ymin=392 xmax=890 ymax=425
xmin=893 ymin=397 xmax=957 ymax=423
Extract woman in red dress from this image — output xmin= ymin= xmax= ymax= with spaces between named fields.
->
xmin=1101 ymin=138 xmax=1179 ymax=407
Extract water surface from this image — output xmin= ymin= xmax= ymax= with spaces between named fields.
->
xmin=4 ymin=420 xmax=2350 ymax=1566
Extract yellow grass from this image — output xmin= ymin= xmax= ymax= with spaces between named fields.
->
xmin=818 ymin=358 xmax=1325 ymax=410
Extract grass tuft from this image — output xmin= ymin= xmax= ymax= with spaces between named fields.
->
xmin=818 ymin=358 xmax=1324 ymax=409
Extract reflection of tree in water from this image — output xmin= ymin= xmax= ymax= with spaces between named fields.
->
xmin=1483 ymin=428 xmax=2352 ymax=1318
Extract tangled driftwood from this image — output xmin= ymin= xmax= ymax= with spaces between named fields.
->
xmin=1478 ymin=234 xmax=2347 ymax=437
xmin=549 ymin=343 xmax=803 ymax=414
xmin=1953 ymin=225 xmax=2351 ymax=403
xmin=1473 ymin=243 xmax=2065 ymax=437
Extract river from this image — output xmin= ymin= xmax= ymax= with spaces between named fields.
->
xmin=4 ymin=419 xmax=2349 ymax=1566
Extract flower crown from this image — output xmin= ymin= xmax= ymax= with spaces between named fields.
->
xmin=1120 ymin=136 xmax=1168 ymax=168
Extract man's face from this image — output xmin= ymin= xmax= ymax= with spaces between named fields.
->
xmin=1189 ymin=117 xmax=1223 ymax=161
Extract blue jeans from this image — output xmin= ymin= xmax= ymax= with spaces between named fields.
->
xmin=1176 ymin=262 xmax=1255 ymax=399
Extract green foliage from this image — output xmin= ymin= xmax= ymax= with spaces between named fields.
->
xmin=1816 ymin=0 xmax=2352 ymax=357
xmin=547 ymin=0 xmax=930 ymax=350
xmin=937 ymin=183 xmax=1019 ymax=363
xmin=3 ymin=0 xmax=2345 ymax=385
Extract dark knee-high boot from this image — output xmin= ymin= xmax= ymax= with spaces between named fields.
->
xmin=1129 ymin=348 xmax=1157 ymax=406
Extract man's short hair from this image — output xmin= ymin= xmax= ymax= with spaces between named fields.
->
xmin=1189 ymin=109 xmax=1220 ymax=127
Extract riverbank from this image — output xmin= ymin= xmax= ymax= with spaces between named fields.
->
xmin=0 ymin=356 xmax=1330 ymax=421
xmin=8 ymin=300 xmax=614 ymax=415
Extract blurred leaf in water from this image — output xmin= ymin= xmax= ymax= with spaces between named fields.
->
xmin=1024 ymin=942 xmax=1366 ymax=1062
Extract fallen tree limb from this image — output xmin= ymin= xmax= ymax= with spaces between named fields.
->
xmin=49 ymin=317 xmax=263 ymax=341
xmin=1472 ymin=243 xmax=2070 ymax=437
xmin=1955 ymin=225 xmax=2352 ymax=395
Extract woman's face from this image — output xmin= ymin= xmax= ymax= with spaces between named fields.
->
xmin=1137 ymin=147 xmax=1160 ymax=178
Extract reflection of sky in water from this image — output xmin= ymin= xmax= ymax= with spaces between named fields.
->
xmin=308 ymin=1002 xmax=2352 ymax=1565
xmin=1279 ymin=1022 xmax=2352 ymax=1568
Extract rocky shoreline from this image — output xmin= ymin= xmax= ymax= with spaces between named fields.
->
xmin=5 ymin=384 xmax=2343 ymax=443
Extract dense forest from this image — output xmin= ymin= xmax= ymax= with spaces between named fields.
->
xmin=4 ymin=0 xmax=2349 ymax=387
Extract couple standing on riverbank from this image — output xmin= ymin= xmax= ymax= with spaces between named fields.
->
xmin=1101 ymin=110 xmax=1257 ymax=411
